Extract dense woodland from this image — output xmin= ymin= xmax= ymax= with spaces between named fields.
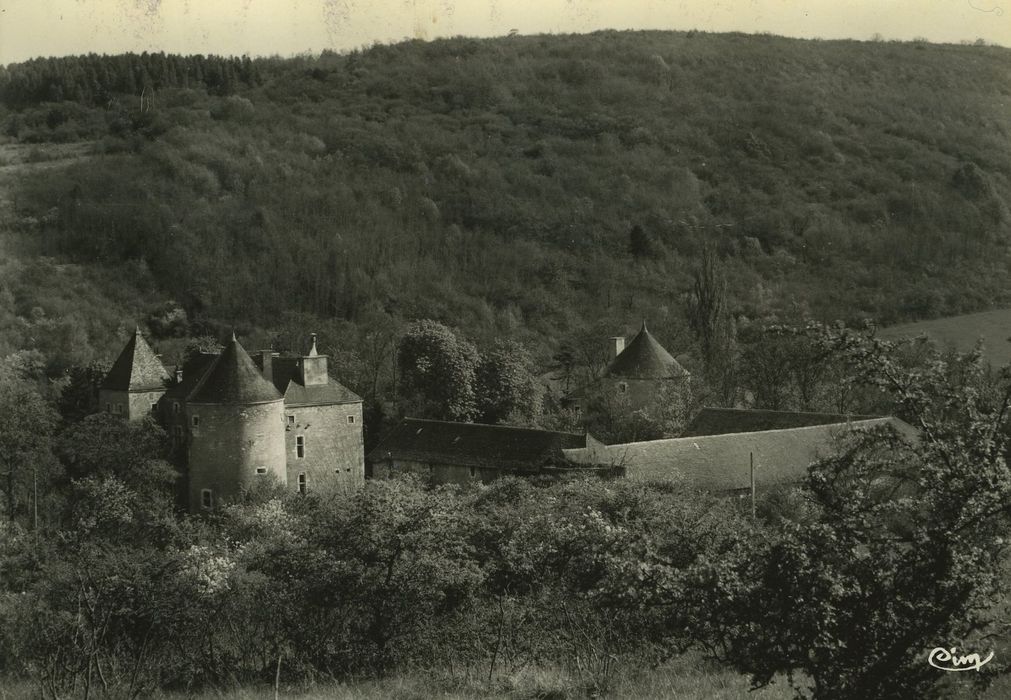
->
xmin=1 ymin=33 xmax=1010 ymax=391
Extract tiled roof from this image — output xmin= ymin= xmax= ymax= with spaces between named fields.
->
xmin=163 ymin=352 xmax=217 ymax=400
xmin=605 ymin=322 xmax=688 ymax=380
xmin=367 ymin=418 xmax=590 ymax=471
xmin=187 ymin=335 xmax=283 ymax=405
xmin=100 ymin=328 xmax=170 ymax=392
xmin=281 ymin=379 xmax=361 ymax=406
xmin=563 ymin=418 xmax=915 ymax=492
xmin=684 ymin=408 xmax=881 ymax=437
xmin=255 ymin=356 xmax=362 ymax=406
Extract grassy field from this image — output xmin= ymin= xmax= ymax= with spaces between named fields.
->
xmin=0 ymin=657 xmax=799 ymax=700
xmin=878 ymin=308 xmax=1011 ymax=367
xmin=2 ymin=658 xmax=1004 ymax=700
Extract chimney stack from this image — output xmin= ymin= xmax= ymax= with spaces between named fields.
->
xmin=259 ymin=350 xmax=274 ymax=383
xmin=299 ymin=333 xmax=328 ymax=386
xmin=609 ymin=336 xmax=625 ymax=361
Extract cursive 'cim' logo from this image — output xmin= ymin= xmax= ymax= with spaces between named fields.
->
xmin=928 ymin=647 xmax=994 ymax=672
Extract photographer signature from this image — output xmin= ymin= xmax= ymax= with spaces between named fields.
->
xmin=928 ymin=647 xmax=994 ymax=672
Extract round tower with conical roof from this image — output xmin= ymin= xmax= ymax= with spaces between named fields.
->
xmin=566 ymin=321 xmax=691 ymax=415
xmin=185 ymin=333 xmax=287 ymax=510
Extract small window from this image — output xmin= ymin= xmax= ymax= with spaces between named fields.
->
xmin=287 ymin=414 xmax=295 ymax=426
xmin=201 ymin=489 xmax=213 ymax=509
xmin=173 ymin=402 xmax=180 ymax=415
xmin=347 ymin=415 xmax=355 ymax=424
xmin=151 ymin=402 xmax=158 ymax=413
xmin=618 ymin=382 xmax=628 ymax=393
xmin=255 ymin=466 xmax=267 ymax=475
xmin=469 ymin=466 xmax=476 ymax=478
xmin=297 ymin=473 xmax=308 ymax=494
xmin=191 ymin=415 xmax=200 ymax=428
xmin=296 ymin=435 xmax=305 ymax=459
xmin=112 ymin=403 xmax=123 ymax=415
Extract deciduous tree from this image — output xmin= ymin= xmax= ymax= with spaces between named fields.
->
xmin=397 ymin=320 xmax=480 ymax=421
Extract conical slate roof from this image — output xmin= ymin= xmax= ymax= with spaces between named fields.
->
xmin=605 ymin=322 xmax=688 ymax=380
xmin=100 ymin=327 xmax=170 ymax=392
xmin=187 ymin=334 xmax=283 ymax=404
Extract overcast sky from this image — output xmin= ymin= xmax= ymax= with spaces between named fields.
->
xmin=1 ymin=0 xmax=1008 ymax=65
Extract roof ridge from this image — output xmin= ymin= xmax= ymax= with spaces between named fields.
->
xmin=402 ymin=417 xmax=584 ymax=437
xmin=599 ymin=417 xmax=898 ymax=449
xmin=699 ymin=407 xmax=880 ymax=418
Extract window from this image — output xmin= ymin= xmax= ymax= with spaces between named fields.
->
xmin=469 ymin=466 xmax=476 ymax=478
xmin=287 ymin=414 xmax=296 ymax=426
xmin=172 ymin=402 xmax=180 ymax=415
xmin=112 ymin=403 xmax=123 ymax=415
xmin=256 ymin=466 xmax=267 ymax=475
xmin=173 ymin=425 xmax=183 ymax=438
xmin=296 ymin=435 xmax=305 ymax=459
xmin=347 ymin=415 xmax=355 ymax=424
xmin=297 ymin=473 xmax=308 ymax=494
xmin=151 ymin=402 xmax=158 ymax=413
xmin=618 ymin=382 xmax=628 ymax=393
xmin=201 ymin=489 xmax=213 ymax=509
xmin=191 ymin=415 xmax=200 ymax=428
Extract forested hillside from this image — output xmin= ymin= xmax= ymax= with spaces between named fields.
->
xmin=6 ymin=36 xmax=1011 ymax=698
xmin=1 ymin=31 xmax=1010 ymax=380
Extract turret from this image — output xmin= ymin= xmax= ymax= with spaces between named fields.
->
xmin=99 ymin=327 xmax=170 ymax=420
xmin=298 ymin=333 xmax=328 ymax=386
xmin=184 ymin=333 xmax=286 ymax=510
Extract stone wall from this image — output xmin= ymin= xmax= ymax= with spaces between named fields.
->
xmin=371 ymin=457 xmax=500 ymax=485
xmin=99 ymin=388 xmax=166 ymax=421
xmin=574 ymin=376 xmax=689 ymax=414
xmin=284 ymin=402 xmax=364 ymax=494
xmin=186 ymin=400 xmax=287 ymax=511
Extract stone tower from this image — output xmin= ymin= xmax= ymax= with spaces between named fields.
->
xmin=258 ymin=333 xmax=366 ymax=494
xmin=599 ymin=321 xmax=690 ymax=409
xmin=185 ymin=333 xmax=287 ymax=511
xmin=565 ymin=321 xmax=690 ymax=414
xmin=99 ymin=327 xmax=171 ymax=420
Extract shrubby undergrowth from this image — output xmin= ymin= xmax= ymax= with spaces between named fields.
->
xmin=1 ymin=327 xmax=1010 ymax=698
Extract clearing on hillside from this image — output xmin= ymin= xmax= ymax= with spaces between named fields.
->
xmin=878 ymin=308 xmax=1011 ymax=367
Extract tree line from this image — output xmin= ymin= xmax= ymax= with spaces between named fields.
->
xmin=0 ymin=52 xmax=262 ymax=108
